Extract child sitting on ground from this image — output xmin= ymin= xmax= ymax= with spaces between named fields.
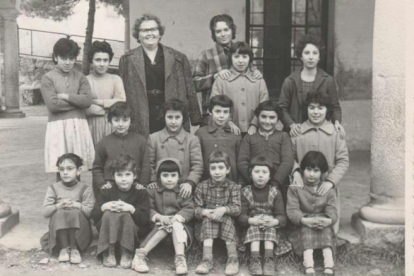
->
xmin=287 ymin=151 xmax=338 ymax=276
xmin=91 ymin=154 xmax=150 ymax=269
xmin=238 ymin=156 xmax=290 ymax=276
xmin=195 ymin=95 xmax=242 ymax=181
xmin=41 ymin=153 xmax=94 ymax=264
xmin=132 ymin=158 xmax=194 ymax=275
xmin=194 ymin=151 xmax=242 ymax=276
xmin=147 ymin=99 xmax=203 ymax=197
xmin=211 ymin=41 xmax=269 ymax=136
xmin=92 ymin=101 xmax=150 ymax=198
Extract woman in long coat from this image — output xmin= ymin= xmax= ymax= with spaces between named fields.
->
xmin=119 ymin=14 xmax=202 ymax=137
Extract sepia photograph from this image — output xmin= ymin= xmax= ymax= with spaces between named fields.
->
xmin=0 ymin=0 xmax=409 ymax=275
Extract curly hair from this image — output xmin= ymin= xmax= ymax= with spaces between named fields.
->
xmin=108 ymin=154 xmax=138 ymax=175
xmin=209 ymin=14 xmax=237 ymax=42
xmin=88 ymin=40 xmax=114 ymax=63
xmin=303 ymin=92 xmax=333 ymax=121
xmin=294 ymin=34 xmax=325 ymax=61
xmin=132 ymin=14 xmax=165 ymax=43
xmin=52 ymin=38 xmax=80 ymax=64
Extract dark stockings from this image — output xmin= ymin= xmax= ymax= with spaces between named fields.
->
xmin=56 ymin=228 xmax=77 ymax=249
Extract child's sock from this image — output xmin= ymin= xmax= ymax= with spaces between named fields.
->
xmin=303 ymin=249 xmax=314 ymax=272
xmin=264 ymin=249 xmax=274 ymax=258
xmin=203 ymin=245 xmax=213 ymax=260
xmin=226 ymin=243 xmax=238 ymax=258
xmin=323 ymin=247 xmax=334 ymax=270
xmin=251 ymin=250 xmax=260 ymax=258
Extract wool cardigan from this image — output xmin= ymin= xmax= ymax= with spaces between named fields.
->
xmin=119 ymin=45 xmax=202 ymax=138
xmin=278 ymin=68 xmax=342 ymax=130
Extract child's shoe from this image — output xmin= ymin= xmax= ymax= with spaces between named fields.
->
xmin=103 ymin=244 xmax=116 ymax=268
xmin=248 ymin=256 xmax=263 ymax=275
xmin=305 ymin=267 xmax=316 ymax=276
xmin=195 ymin=257 xmax=213 ymax=274
xmin=324 ymin=267 xmax=335 ymax=276
xmin=120 ymin=247 xmax=133 ymax=269
xmin=69 ymin=248 xmax=82 ymax=264
xmin=131 ymin=249 xmax=149 ymax=273
xmin=175 ymin=254 xmax=188 ymax=275
xmin=58 ymin=248 xmax=70 ymax=262
xmin=225 ymin=256 xmax=239 ymax=275
xmin=263 ymin=256 xmax=275 ymax=276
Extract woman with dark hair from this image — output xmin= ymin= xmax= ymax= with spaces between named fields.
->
xmin=86 ymin=40 xmax=126 ymax=145
xmin=40 ymin=37 xmax=94 ymax=173
xmin=119 ymin=14 xmax=202 ymax=138
xmin=193 ymin=14 xmax=262 ymax=126
xmin=278 ymin=34 xmax=344 ymax=138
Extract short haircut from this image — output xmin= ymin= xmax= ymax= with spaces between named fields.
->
xmin=156 ymin=159 xmax=181 ymax=180
xmin=209 ymin=95 xmax=234 ymax=113
xmin=248 ymin=156 xmax=275 ymax=179
xmin=254 ymin=100 xmax=283 ymax=120
xmin=208 ymin=151 xmax=230 ymax=168
xmin=303 ymin=92 xmax=332 ymax=121
xmin=209 ymin=14 xmax=237 ymax=42
xmin=108 ymin=154 xmax=137 ymax=175
xmin=300 ymin=151 xmax=329 ymax=174
xmin=228 ymin=41 xmax=253 ymax=66
xmin=56 ymin=153 xmax=83 ymax=181
xmin=295 ymin=34 xmax=326 ymax=61
xmin=132 ymin=14 xmax=165 ymax=43
xmin=88 ymin=40 xmax=114 ymax=63
xmin=52 ymin=37 xmax=80 ymax=64
xmin=162 ymin=98 xmax=189 ymax=124
xmin=107 ymin=101 xmax=132 ymax=123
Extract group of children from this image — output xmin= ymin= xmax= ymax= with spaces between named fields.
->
xmin=40 ymin=27 xmax=349 ymax=276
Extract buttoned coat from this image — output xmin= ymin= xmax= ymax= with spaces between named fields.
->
xmin=119 ymin=45 xmax=202 ymax=137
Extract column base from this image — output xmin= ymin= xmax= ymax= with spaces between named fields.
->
xmin=0 ymin=108 xmax=26 ymax=118
xmin=351 ymin=213 xmax=404 ymax=248
xmin=359 ymin=195 xmax=404 ymax=224
xmin=0 ymin=209 xmax=19 ymax=238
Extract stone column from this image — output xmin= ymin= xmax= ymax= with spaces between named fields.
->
xmin=0 ymin=10 xmax=25 ymax=118
xmin=351 ymin=0 xmax=405 ymax=245
xmin=123 ymin=0 xmax=130 ymax=52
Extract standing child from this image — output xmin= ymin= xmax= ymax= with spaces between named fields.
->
xmin=92 ymin=101 xmax=150 ymax=198
xmin=41 ymin=153 xmax=94 ymax=264
xmin=238 ymin=101 xmax=294 ymax=201
xmin=91 ymin=154 xmax=150 ymax=269
xmin=238 ymin=156 xmax=290 ymax=276
xmin=211 ymin=41 xmax=269 ymax=136
xmin=132 ymin=158 xmax=194 ymax=275
xmin=287 ymin=151 xmax=338 ymax=276
xmin=40 ymin=38 xmax=95 ymax=173
xmin=147 ymin=99 xmax=203 ymax=197
xmin=195 ymin=95 xmax=242 ymax=181
xmin=194 ymin=151 xmax=241 ymax=276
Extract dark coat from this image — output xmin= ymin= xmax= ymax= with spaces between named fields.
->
xmin=119 ymin=45 xmax=202 ymax=138
xmin=278 ymin=68 xmax=342 ymax=130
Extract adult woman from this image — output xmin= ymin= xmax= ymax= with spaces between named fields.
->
xmin=86 ymin=40 xmax=126 ymax=145
xmin=278 ymin=34 xmax=345 ymax=138
xmin=119 ymin=14 xmax=202 ymax=137
xmin=193 ymin=14 xmax=262 ymax=126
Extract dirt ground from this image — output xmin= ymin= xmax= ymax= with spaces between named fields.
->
xmin=0 ymin=106 xmax=405 ymax=275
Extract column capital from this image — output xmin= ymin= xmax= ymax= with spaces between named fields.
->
xmin=0 ymin=9 xmax=20 ymax=21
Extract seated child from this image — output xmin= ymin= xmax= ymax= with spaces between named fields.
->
xmin=238 ymin=101 xmax=294 ymax=199
xmin=91 ymin=154 xmax=150 ymax=269
xmin=147 ymin=98 xmax=203 ymax=197
xmin=238 ymin=156 xmax=290 ymax=276
xmin=195 ymin=95 xmax=242 ymax=181
xmin=291 ymin=92 xmax=349 ymax=233
xmin=211 ymin=41 xmax=269 ymax=136
xmin=92 ymin=101 xmax=150 ymax=198
xmin=194 ymin=151 xmax=242 ymax=276
xmin=41 ymin=153 xmax=94 ymax=264
xmin=132 ymin=158 xmax=194 ymax=275
xmin=287 ymin=151 xmax=338 ymax=276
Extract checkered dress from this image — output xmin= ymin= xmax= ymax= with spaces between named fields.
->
xmin=194 ymin=179 xmax=241 ymax=243
xmin=242 ymin=186 xmax=292 ymax=255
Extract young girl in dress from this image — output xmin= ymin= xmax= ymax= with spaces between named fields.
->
xmin=42 ymin=153 xmax=94 ymax=264
xmin=132 ymin=158 xmax=194 ymax=275
xmin=40 ymin=38 xmax=95 ymax=173
xmin=86 ymin=40 xmax=126 ymax=145
xmin=211 ymin=41 xmax=269 ymax=136
xmin=91 ymin=154 xmax=150 ymax=269
xmin=287 ymin=151 xmax=338 ymax=276
xmin=238 ymin=156 xmax=289 ymax=276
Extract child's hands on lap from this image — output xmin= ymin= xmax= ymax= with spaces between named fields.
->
xmin=316 ymin=217 xmax=332 ymax=229
xmin=158 ymin=215 xmax=173 ymax=226
xmin=179 ymin=183 xmax=192 ymax=198
xmin=101 ymin=182 xmax=112 ymax=189
xmin=247 ymin=125 xmax=257 ymax=135
xmin=248 ymin=216 xmax=264 ymax=226
xmin=317 ymin=181 xmax=334 ymax=195
xmin=171 ymin=214 xmax=185 ymax=223
xmin=147 ymin=182 xmax=158 ymax=189
xmin=202 ymin=209 xmax=214 ymax=219
xmin=211 ymin=207 xmax=226 ymax=222
xmin=227 ymin=121 xmax=241 ymax=136
xmin=261 ymin=216 xmax=279 ymax=230
xmin=292 ymin=171 xmax=304 ymax=188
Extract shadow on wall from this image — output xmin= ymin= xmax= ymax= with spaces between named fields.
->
xmin=335 ymin=59 xmax=372 ymax=101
